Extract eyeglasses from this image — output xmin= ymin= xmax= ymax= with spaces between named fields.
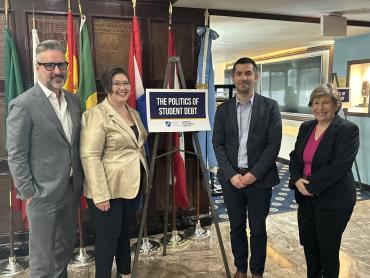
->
xmin=38 ymin=62 xmax=69 ymax=71
xmin=112 ymin=81 xmax=130 ymax=88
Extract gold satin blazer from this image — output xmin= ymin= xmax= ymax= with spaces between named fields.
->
xmin=80 ymin=98 xmax=148 ymax=204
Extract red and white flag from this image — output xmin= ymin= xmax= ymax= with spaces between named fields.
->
xmin=128 ymin=15 xmax=145 ymax=109
xmin=167 ymin=24 xmax=188 ymax=209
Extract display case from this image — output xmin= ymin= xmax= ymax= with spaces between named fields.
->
xmin=346 ymin=59 xmax=370 ymax=116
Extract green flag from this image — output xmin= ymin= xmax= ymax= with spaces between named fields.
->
xmin=78 ymin=16 xmax=97 ymax=111
xmin=4 ymin=26 xmax=24 ymax=117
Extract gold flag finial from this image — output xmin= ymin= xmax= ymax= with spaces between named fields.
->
xmin=32 ymin=1 xmax=36 ymax=29
xmin=169 ymin=2 xmax=173 ymax=16
xmin=5 ymin=0 xmax=9 ymax=26
xmin=204 ymin=9 xmax=209 ymax=27
xmin=77 ymin=0 xmax=83 ymax=16
xmin=132 ymin=0 xmax=136 ymax=17
xmin=169 ymin=2 xmax=173 ymax=26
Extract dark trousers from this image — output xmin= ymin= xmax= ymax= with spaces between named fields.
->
xmin=87 ymin=195 xmax=140 ymax=278
xmin=222 ymin=181 xmax=272 ymax=275
xmin=298 ymin=198 xmax=353 ymax=278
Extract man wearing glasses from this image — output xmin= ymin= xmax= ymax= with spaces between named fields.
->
xmin=7 ymin=40 xmax=83 ymax=277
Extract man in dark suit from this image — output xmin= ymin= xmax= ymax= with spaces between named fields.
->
xmin=7 ymin=40 xmax=83 ymax=277
xmin=213 ymin=57 xmax=282 ymax=278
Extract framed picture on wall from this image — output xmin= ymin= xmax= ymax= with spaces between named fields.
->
xmin=346 ymin=59 xmax=370 ymax=116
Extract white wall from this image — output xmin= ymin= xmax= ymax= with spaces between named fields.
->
xmin=214 ymin=62 xmax=226 ymax=85
xmin=279 ymin=119 xmax=302 ymax=160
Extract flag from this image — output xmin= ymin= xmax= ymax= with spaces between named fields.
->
xmin=4 ymin=25 xmax=28 ymax=228
xmin=32 ymin=27 xmax=39 ymax=84
xmin=167 ymin=24 xmax=188 ymax=209
xmin=196 ymin=27 xmax=219 ymax=168
xmin=63 ymin=9 xmax=78 ymax=93
xmin=128 ymin=15 xmax=147 ymax=130
xmin=77 ymin=15 xmax=97 ymax=210
xmin=78 ymin=15 xmax=97 ymax=111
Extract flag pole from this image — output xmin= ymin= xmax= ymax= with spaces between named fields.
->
xmin=67 ymin=0 xmax=95 ymax=269
xmin=160 ymin=4 xmax=188 ymax=249
xmin=4 ymin=0 xmax=8 ymax=27
xmin=77 ymin=0 xmax=82 ymax=17
xmin=132 ymin=0 xmax=136 ymax=17
xmin=204 ymin=8 xmax=209 ymax=27
xmin=0 ymin=1 xmax=29 ymax=275
xmin=185 ymin=8 xmax=212 ymax=241
xmin=130 ymin=0 xmax=161 ymax=256
xmin=32 ymin=1 xmax=35 ymax=29
xmin=0 ymin=158 xmax=29 ymax=276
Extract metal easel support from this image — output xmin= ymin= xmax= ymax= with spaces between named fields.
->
xmin=0 ymin=158 xmax=29 ymax=277
xmin=131 ymin=57 xmax=231 ymax=278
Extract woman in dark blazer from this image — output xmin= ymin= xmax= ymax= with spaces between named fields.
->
xmin=289 ymin=83 xmax=359 ymax=278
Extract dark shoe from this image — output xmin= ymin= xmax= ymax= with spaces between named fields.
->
xmin=233 ymin=271 xmax=247 ymax=278
xmin=251 ymin=274 xmax=263 ymax=278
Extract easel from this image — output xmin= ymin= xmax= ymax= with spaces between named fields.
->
xmin=131 ymin=57 xmax=231 ymax=278
xmin=330 ymin=73 xmax=363 ymax=191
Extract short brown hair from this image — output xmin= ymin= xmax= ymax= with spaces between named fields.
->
xmin=308 ymin=83 xmax=342 ymax=113
xmin=232 ymin=57 xmax=258 ymax=75
xmin=101 ymin=66 xmax=129 ymax=94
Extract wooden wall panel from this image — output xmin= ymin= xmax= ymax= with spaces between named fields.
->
xmin=0 ymin=0 xmax=206 ymax=241
xmin=25 ymin=12 xmax=80 ymax=83
xmin=149 ymin=19 xmax=196 ymax=88
xmin=92 ymin=16 xmax=132 ymax=80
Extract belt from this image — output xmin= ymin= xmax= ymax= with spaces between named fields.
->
xmin=238 ymin=167 xmax=249 ymax=175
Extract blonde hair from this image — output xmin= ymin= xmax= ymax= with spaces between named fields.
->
xmin=308 ymin=83 xmax=342 ymax=113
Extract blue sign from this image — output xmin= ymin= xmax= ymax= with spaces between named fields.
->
xmin=337 ymin=88 xmax=350 ymax=102
xmin=146 ymin=89 xmax=211 ymax=132
xmin=149 ymin=91 xmax=206 ymax=119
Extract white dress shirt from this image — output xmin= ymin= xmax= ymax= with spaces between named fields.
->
xmin=39 ymin=81 xmax=73 ymax=175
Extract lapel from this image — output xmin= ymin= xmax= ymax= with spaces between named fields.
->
xmin=228 ymin=97 xmax=239 ymax=140
xmin=297 ymin=120 xmax=316 ymax=161
xmin=31 ymin=83 xmax=69 ymax=143
xmin=64 ymin=93 xmax=79 ymax=145
xmin=311 ymin=115 xmax=342 ymax=166
xmin=102 ymin=98 xmax=139 ymax=147
xmin=248 ymin=93 xmax=264 ymax=136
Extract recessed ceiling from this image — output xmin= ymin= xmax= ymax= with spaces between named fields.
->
xmin=210 ymin=16 xmax=370 ymax=63
xmin=174 ymin=0 xmax=370 ymax=21
xmin=174 ymin=0 xmax=370 ymax=63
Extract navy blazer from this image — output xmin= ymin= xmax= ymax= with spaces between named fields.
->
xmin=213 ymin=94 xmax=282 ymax=188
xmin=289 ymin=115 xmax=359 ymax=210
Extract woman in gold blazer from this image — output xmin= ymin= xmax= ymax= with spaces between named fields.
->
xmin=80 ymin=67 xmax=148 ymax=278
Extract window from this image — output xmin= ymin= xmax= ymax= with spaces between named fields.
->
xmin=259 ymin=55 xmax=323 ymax=114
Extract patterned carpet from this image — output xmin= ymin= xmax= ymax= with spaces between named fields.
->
xmin=212 ymin=162 xmax=370 ymax=222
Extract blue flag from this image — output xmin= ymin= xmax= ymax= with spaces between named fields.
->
xmin=196 ymin=27 xmax=219 ymax=168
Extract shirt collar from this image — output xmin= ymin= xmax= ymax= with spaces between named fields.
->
xmin=236 ymin=93 xmax=255 ymax=107
xmin=38 ymin=81 xmax=65 ymax=99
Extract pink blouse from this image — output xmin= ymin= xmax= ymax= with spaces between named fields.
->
xmin=303 ymin=126 xmax=326 ymax=177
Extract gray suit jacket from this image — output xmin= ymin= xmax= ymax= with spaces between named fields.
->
xmin=7 ymin=83 xmax=83 ymax=202
xmin=213 ymin=93 xmax=282 ymax=188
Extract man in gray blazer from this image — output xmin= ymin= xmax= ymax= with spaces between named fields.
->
xmin=213 ymin=57 xmax=282 ymax=278
xmin=7 ymin=40 xmax=83 ymax=278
